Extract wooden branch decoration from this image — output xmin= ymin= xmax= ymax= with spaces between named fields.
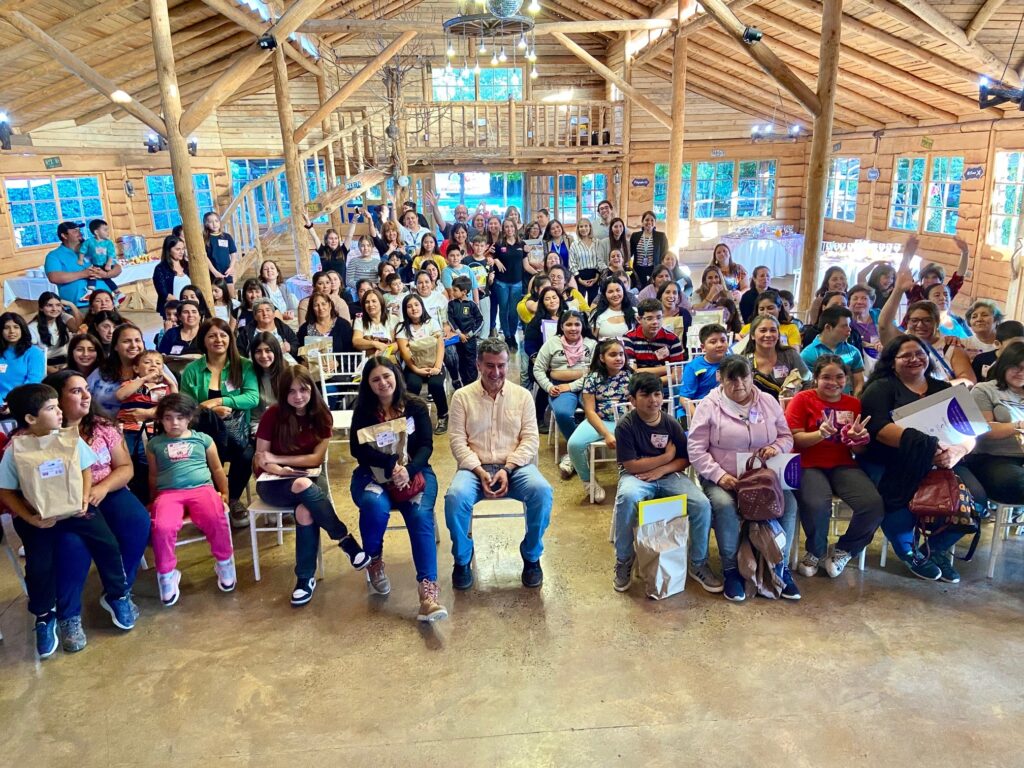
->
xmin=696 ymin=0 xmax=821 ymax=115
xmin=551 ymin=31 xmax=674 ymax=129
xmin=294 ymin=30 xmax=417 ymax=143
xmin=179 ymin=0 xmax=324 ymax=137
xmin=1 ymin=9 xmax=167 ymax=136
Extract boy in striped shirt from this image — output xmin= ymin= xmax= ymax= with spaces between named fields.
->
xmin=623 ymin=298 xmax=685 ymax=384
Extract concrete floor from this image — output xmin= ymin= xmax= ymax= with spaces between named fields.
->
xmin=1 ymin=316 xmax=1023 ymax=767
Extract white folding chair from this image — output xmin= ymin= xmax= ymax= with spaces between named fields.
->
xmin=986 ymin=501 xmax=1021 ymax=578
xmin=1 ymin=512 xmax=27 ymax=596
xmin=315 ymin=351 xmax=367 ymax=438
xmin=665 ymin=360 xmax=688 ymax=418
xmin=587 ymin=402 xmax=632 ymax=504
xmin=829 ymin=498 xmax=868 ymax=571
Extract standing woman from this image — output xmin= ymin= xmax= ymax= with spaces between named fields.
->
xmin=395 ymin=294 xmax=449 ymax=434
xmin=67 ymin=333 xmax=105 ymax=379
xmin=304 ymin=209 xmax=357 ymax=278
xmin=568 ymin=218 xmax=607 ymax=305
xmin=297 ymin=292 xmax=354 ymax=353
xmin=628 ymin=211 xmax=668 ymax=289
xmin=441 ymin=222 xmax=470 ymax=258
xmin=46 ymin=369 xmax=151 ymax=651
xmin=31 ymin=291 xmax=82 ymax=373
xmin=180 ymin=318 xmax=259 ymax=526
xmin=255 ymin=365 xmax=368 ymax=605
xmin=604 ymin=217 xmax=631 ymax=273
xmin=349 ymin=356 xmax=447 ymax=621
xmin=0 ymin=313 xmax=46 ymax=407
xmin=492 ymin=218 xmax=527 ymax=348
xmin=484 ymin=215 xmax=503 ymax=334
xmin=259 ymin=260 xmax=298 ymax=320
xmin=203 ymin=211 xmax=238 ymax=284
xmin=543 ymin=218 xmax=572 ymax=271
xmin=158 ymin=300 xmax=203 ymax=357
xmin=88 ymin=323 xmax=146 ymax=417
xmin=371 ymin=218 xmax=405 ymax=264
xmin=153 ymin=235 xmax=189 ymax=317
xmin=742 ymin=314 xmax=809 ymax=399
xmin=412 ymin=233 xmax=445 ymax=273
xmin=709 ymin=242 xmax=749 ymax=302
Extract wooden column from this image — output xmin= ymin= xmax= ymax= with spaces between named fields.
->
xmin=149 ymin=0 xmax=212 ymax=304
xmin=618 ymin=34 xmax=633 ymax=221
xmin=797 ymin=0 xmax=842 ymax=317
xmin=664 ymin=10 xmax=687 ymax=252
xmin=316 ymin=67 xmax=343 ymax=233
xmin=272 ymin=46 xmax=310 ymax=278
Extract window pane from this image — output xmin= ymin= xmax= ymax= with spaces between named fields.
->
xmin=31 ymin=180 xmax=55 ymax=200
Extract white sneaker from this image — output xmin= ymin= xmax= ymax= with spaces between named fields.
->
xmin=215 ymin=557 xmax=237 ymax=592
xmin=797 ymin=551 xmax=820 ymax=578
xmin=158 ymin=569 xmax=181 ymax=606
xmin=558 ymin=454 xmax=575 ymax=480
xmin=589 ymin=482 xmax=606 ymax=504
xmin=824 ymin=547 xmax=853 ymax=578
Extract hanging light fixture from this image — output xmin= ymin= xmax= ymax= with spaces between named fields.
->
xmin=517 ymin=32 xmax=527 ymax=50
xmin=442 ymin=0 xmax=537 ymax=75
xmin=473 ymin=58 xmax=481 ymax=75
xmin=530 ymin=65 xmax=538 ymax=79
xmin=528 ymin=0 xmax=540 ymax=13
xmin=499 ymin=46 xmax=507 ymax=63
xmin=979 ymin=76 xmax=1024 ymax=109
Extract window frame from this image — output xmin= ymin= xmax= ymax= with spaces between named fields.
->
xmin=431 ymin=66 xmax=523 ymax=102
xmin=4 ymin=174 xmax=106 ymax=250
xmin=145 ymin=172 xmax=215 ymax=233
xmin=824 ymin=156 xmax=860 ymax=223
xmin=887 ymin=153 xmax=964 ymax=236
xmin=653 ymin=159 xmax=775 ymax=222
xmin=988 ymin=150 xmax=1024 ymax=249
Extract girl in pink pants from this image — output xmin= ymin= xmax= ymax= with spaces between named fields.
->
xmin=146 ymin=394 xmax=235 ymax=606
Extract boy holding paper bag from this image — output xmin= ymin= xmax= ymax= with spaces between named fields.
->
xmin=0 ymin=383 xmax=135 ymax=659
xmin=611 ymin=373 xmax=717 ymax=594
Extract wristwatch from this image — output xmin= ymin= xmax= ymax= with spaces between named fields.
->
xmin=502 ymin=465 xmax=515 ymax=475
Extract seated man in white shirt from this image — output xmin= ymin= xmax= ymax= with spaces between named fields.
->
xmin=444 ymin=337 xmax=553 ymax=589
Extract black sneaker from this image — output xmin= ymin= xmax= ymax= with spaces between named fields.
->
xmin=930 ymin=550 xmax=961 ymax=583
xmin=538 ymin=421 xmax=549 ymax=435
xmin=433 ymin=417 xmax=448 ymax=435
xmin=521 ymin=558 xmax=543 ymax=588
xmin=898 ymin=550 xmax=942 ymax=581
xmin=780 ymin=568 xmax=802 ymax=600
xmin=291 ymin=577 xmax=316 ymax=606
xmin=452 ymin=559 xmax=474 ymax=590
xmin=339 ymin=535 xmax=370 ymax=570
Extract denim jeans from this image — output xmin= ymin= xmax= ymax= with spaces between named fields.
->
xmin=444 ymin=463 xmax=552 ymax=566
xmin=492 ymin=280 xmax=523 ymax=341
xmin=566 ymin=419 xmax=615 ymax=481
xmin=549 ymin=391 xmax=580 ymax=442
xmin=352 ymin=465 xmax=438 ymax=582
xmin=795 ymin=466 xmax=884 ymax=558
xmin=702 ymin=479 xmax=797 ymax=572
xmin=55 ymin=487 xmax=151 ymax=620
xmin=613 ymin=471 xmax=713 ymax=565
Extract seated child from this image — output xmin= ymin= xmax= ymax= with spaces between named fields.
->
xmin=154 ymin=300 xmax=179 ymax=350
xmin=0 ymin=383 xmax=135 ymax=658
xmin=611 ymin=373 xmax=717 ymax=594
xmin=79 ymin=219 xmax=122 ymax=300
xmin=678 ymin=323 xmax=730 ymax=404
xmin=146 ymin=393 xmax=235 ymax=606
xmin=381 ymin=272 xmax=407 ymax=318
xmin=117 ymin=350 xmax=178 ymax=499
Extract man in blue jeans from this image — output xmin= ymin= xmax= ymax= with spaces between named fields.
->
xmin=612 ymin=372 xmax=719 ymax=594
xmin=444 ymin=337 xmax=552 ymax=589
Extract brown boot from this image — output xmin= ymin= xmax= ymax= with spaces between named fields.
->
xmin=416 ymin=579 xmax=448 ymax=622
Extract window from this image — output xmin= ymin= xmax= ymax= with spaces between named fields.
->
xmin=146 ymin=174 xmax=214 ymax=232
xmin=432 ymin=171 xmax=524 ymax=219
xmin=923 ymin=156 xmax=963 ymax=236
xmin=695 ymin=161 xmax=734 ymax=219
xmin=888 ymin=156 xmax=927 ymax=231
xmin=579 ymin=173 xmax=608 ymax=222
xmin=5 ymin=175 xmax=104 ymax=249
xmin=736 ymin=160 xmax=776 ymax=218
xmin=558 ymin=174 xmax=578 ymax=225
xmin=431 ymin=67 xmax=522 ymax=102
xmin=989 ymin=151 xmax=1024 ymax=247
xmin=652 ymin=163 xmax=692 ymax=219
xmin=825 ymin=157 xmax=860 ymax=222
xmin=228 ymin=158 xmax=328 ymax=224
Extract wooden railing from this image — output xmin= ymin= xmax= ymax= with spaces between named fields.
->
xmin=404 ymin=99 xmax=624 ymax=158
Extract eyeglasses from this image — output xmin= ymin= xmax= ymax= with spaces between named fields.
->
xmin=895 ymin=352 xmax=928 ymax=361
xmin=906 ymin=316 xmax=934 ymax=325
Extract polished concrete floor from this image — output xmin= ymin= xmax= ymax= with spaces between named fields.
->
xmin=1 ymin=325 xmax=1022 ymax=767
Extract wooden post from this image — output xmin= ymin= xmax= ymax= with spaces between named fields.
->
xmin=619 ymin=35 xmax=632 ymax=223
xmin=665 ymin=13 xmax=687 ymax=252
xmin=149 ymin=0 xmax=213 ymax=304
xmin=272 ymin=46 xmax=309 ymax=278
xmin=508 ymin=96 xmax=517 ymax=160
xmin=797 ymin=0 xmax=842 ymax=317
xmin=316 ymin=67 xmax=343 ymax=233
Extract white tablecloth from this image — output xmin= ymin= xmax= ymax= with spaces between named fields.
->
xmin=3 ymin=276 xmax=56 ymax=306
xmin=118 ymin=260 xmax=158 ymax=286
xmin=721 ymin=234 xmax=804 ymax=277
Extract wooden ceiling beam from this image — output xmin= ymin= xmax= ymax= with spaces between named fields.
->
xmin=535 ymin=0 xmax=618 ymax=43
xmin=696 ymin=0 xmax=821 ymax=115
xmin=320 ymin=0 xmax=430 ymax=48
xmin=853 ymin=0 xmax=1020 ymax=86
xmin=629 ymin=0 xmax=727 ymax=64
xmin=742 ymin=7 xmax=964 ymax=120
xmin=179 ymin=0 xmax=325 ymax=135
xmin=779 ymin=0 xmax=981 ymax=86
xmin=1 ymin=10 xmax=167 ymax=136
xmin=300 ymin=18 xmax=675 ymax=35
xmin=198 ymin=0 xmax=320 ymax=76
xmin=965 ymin=0 xmax=1009 ymax=41
xmin=578 ymin=0 xmax=649 ymax=21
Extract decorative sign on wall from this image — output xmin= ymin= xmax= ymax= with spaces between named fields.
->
xmin=710 ymin=149 xmax=725 ymax=158
xmin=306 ymin=202 xmax=322 ymax=214
xmin=832 ymin=142 xmax=841 ymax=152
xmin=921 ymin=136 xmax=934 ymax=149
xmin=631 ymin=177 xmax=650 ymax=187
xmin=344 ymin=180 xmax=361 ymax=191
xmin=964 ymin=166 xmax=985 ymax=180
xmin=43 ymin=156 xmax=62 ymax=169
xmin=866 ymin=167 xmax=881 ymax=182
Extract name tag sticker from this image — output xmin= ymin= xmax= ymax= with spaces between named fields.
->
xmin=406 ymin=417 xmax=416 ymax=435
xmin=654 ymin=346 xmax=669 ymax=360
xmin=0 ymin=364 xmax=7 ymax=373
xmin=218 ymin=239 xmax=229 ymax=248
xmin=772 ymin=365 xmax=790 ymax=379
xmin=651 ymin=433 xmax=669 ymax=449
xmin=170 ymin=345 xmax=184 ymax=355
xmin=39 ymin=460 xmax=65 ymax=479
xmin=375 ymin=430 xmax=397 ymax=448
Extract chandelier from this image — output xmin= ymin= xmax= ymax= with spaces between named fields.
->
xmin=442 ymin=0 xmax=540 ymax=83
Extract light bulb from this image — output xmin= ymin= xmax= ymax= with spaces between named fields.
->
xmin=447 ymin=42 xmax=455 ymax=58
xmin=979 ymin=76 xmax=990 ymax=88
xmin=527 ymin=48 xmax=537 ymax=63
xmin=479 ymin=39 xmax=487 ymax=54
xmin=518 ymin=34 xmax=527 ymax=50
xmin=528 ymin=0 xmax=540 ymax=13
xmin=511 ymin=70 xmax=521 ymax=85
xmin=530 ymin=66 xmax=538 ymax=79
xmin=789 ymin=125 xmax=800 ymax=136
xmin=473 ymin=60 xmax=481 ymax=75
xmin=491 ymin=51 xmax=499 ymax=66
xmin=0 ymin=112 xmax=8 ymax=123
xmin=499 ymin=47 xmax=507 ymax=63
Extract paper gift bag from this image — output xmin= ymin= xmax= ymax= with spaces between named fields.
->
xmin=634 ymin=516 xmax=689 ymax=600
xmin=298 ymin=337 xmax=334 ymax=379
xmin=11 ymin=427 xmax=83 ymax=519
xmin=355 ymin=416 xmax=410 ymax=485
xmin=408 ymin=335 xmax=440 ymax=369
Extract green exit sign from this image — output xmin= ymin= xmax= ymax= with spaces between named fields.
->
xmin=43 ymin=156 xmax=62 ymax=169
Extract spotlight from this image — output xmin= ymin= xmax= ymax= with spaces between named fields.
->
xmin=978 ymin=76 xmax=1024 ymax=110
xmin=110 ymin=90 xmax=131 ymax=104
xmin=144 ymin=133 xmax=167 ymax=153
xmin=742 ymin=26 xmax=763 ymax=44
xmin=257 ymin=33 xmax=278 ymax=50
xmin=187 ymin=137 xmax=198 ymax=156
xmin=528 ymin=0 xmax=540 ymax=13
xmin=0 ymin=112 xmax=10 ymax=151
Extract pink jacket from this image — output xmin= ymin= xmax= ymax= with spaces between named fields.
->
xmin=687 ymin=387 xmax=794 ymax=484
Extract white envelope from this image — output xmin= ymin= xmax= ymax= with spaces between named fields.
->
xmin=736 ymin=452 xmax=801 ymax=490
xmin=891 ymin=384 xmax=990 ymax=446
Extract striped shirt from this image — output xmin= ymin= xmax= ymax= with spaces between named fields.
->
xmin=568 ymin=238 xmax=608 ymax=274
xmin=623 ymin=326 xmax=685 ymax=369
xmin=346 ymin=255 xmax=381 ymax=293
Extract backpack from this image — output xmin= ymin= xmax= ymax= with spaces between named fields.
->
xmin=736 ymin=454 xmax=784 ymax=521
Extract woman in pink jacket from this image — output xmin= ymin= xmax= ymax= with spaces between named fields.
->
xmin=687 ymin=355 xmax=800 ymax=603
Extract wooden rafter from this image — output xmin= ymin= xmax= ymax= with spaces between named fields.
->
xmin=632 ymin=0 xmax=755 ymax=65
xmin=199 ymin=0 xmax=320 ymax=76
xmin=965 ymin=0 xmax=1010 ymax=42
xmin=696 ymin=0 xmax=821 ymax=115
xmin=299 ymin=18 xmax=675 ymax=35
xmin=1 ymin=10 xmax=167 ymax=135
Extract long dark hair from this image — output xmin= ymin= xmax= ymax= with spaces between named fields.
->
xmin=197 ymin=318 xmax=243 ymax=390
xmin=304 ymin=292 xmax=338 ymax=325
xmin=273 ymin=366 xmax=332 ymax=449
xmin=742 ymin=314 xmax=785 ymax=354
xmin=867 ymin=334 xmax=934 ymax=385
xmin=993 ymin=340 xmax=1024 ymax=391
xmin=66 ymin=333 xmax=105 ymax=377
xmin=398 ymin=293 xmax=432 ymax=336
xmin=239 ymin=278 xmax=267 ymax=313
xmin=160 ymin=235 xmax=188 ymax=272
xmin=607 ymin=217 xmax=629 ymax=261
xmin=153 ymin=393 xmax=200 ymax=436
xmin=0 ymin=312 xmax=33 ymax=357
xmin=179 ymin=284 xmax=212 ymax=319
xmin=589 ymin=338 xmax=626 ymax=379
xmin=354 ymin=355 xmax=424 ymax=416
xmin=35 ymin=291 xmax=70 ymax=348
xmin=816 ymin=266 xmax=848 ymax=297
xmin=249 ymin=331 xmax=286 ymax=398
xmin=867 ymin=263 xmax=895 ymax=300
xmin=98 ymin=323 xmax=143 ymax=381
xmin=556 ymin=308 xmax=591 ymax=338
xmin=44 ymin=368 xmax=114 ymax=442
xmin=527 ymin=286 xmax=568 ymax=333
xmin=590 ymin=277 xmax=637 ymax=329
xmin=755 ymin=289 xmax=793 ymax=325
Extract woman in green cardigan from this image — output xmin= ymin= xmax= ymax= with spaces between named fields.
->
xmin=180 ymin=317 xmax=259 ymax=527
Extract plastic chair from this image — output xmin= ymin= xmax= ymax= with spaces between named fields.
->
xmin=829 ymin=498 xmax=868 ymax=571
xmin=1 ymin=512 xmax=27 ymax=596
xmin=987 ymin=501 xmax=1021 ymax=578
xmin=587 ymin=402 xmax=632 ymax=503
xmin=315 ymin=351 xmax=367 ymax=437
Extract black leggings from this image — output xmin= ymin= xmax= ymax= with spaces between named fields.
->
xmin=405 ymin=369 xmax=448 ymax=418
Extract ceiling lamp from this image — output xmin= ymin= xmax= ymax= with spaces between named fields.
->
xmin=750 ymin=124 xmax=803 ymax=142
xmin=979 ymin=77 xmax=1024 ymax=109
xmin=443 ymin=0 xmax=537 ymax=75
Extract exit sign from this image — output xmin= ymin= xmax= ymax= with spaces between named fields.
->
xmin=43 ymin=156 xmax=62 ymax=169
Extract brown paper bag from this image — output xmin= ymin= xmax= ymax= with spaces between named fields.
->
xmin=355 ymin=416 xmax=409 ymax=485
xmin=634 ymin=516 xmax=689 ymax=600
xmin=407 ymin=335 xmax=440 ymax=370
xmin=11 ymin=427 xmax=83 ymax=519
xmin=298 ymin=337 xmax=335 ymax=379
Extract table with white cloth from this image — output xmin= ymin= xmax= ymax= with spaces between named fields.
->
xmin=3 ymin=260 xmax=159 ymax=310
xmin=720 ymin=234 xmax=805 ymax=278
